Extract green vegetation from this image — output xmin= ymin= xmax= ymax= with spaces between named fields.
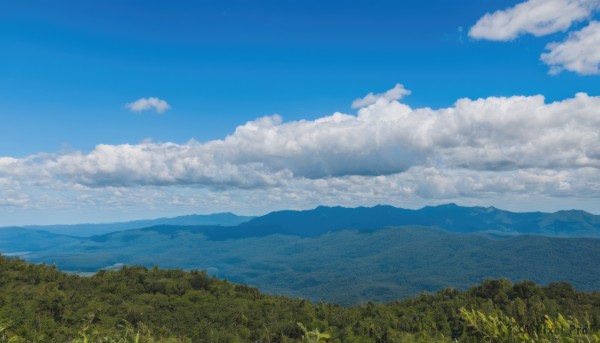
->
xmin=0 ymin=255 xmax=599 ymax=342
xmin=297 ymin=323 xmax=330 ymax=343
xmin=3 ymin=204 xmax=600 ymax=305
xmin=460 ymin=308 xmax=600 ymax=342
xmin=8 ymin=226 xmax=600 ymax=305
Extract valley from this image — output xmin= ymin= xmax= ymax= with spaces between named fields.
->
xmin=2 ymin=204 xmax=599 ymax=305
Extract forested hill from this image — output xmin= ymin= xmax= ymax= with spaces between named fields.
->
xmin=1 ymin=204 xmax=600 ymax=307
xmin=0 ymin=255 xmax=599 ymax=342
xmin=2 ymin=226 xmax=600 ymax=305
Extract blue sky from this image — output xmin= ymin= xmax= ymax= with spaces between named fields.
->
xmin=1 ymin=0 xmax=600 ymax=225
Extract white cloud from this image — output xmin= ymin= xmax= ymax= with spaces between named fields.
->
xmin=125 ymin=97 xmax=171 ymax=113
xmin=351 ymin=83 xmax=411 ymax=109
xmin=469 ymin=0 xmax=600 ymax=41
xmin=3 ymin=85 xmax=600 ymax=220
xmin=541 ymin=21 xmax=600 ymax=74
xmin=0 ymin=197 xmax=29 ymax=207
xmin=470 ymin=0 xmax=600 ymax=75
xmin=0 ymin=157 xmax=22 ymax=177
xmin=45 ymin=142 xmax=292 ymax=188
xmin=4 ymin=87 xmax=600 ymax=186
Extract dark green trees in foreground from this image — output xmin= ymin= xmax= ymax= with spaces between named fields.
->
xmin=0 ymin=255 xmax=599 ymax=342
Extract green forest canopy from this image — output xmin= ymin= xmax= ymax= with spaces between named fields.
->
xmin=0 ymin=255 xmax=599 ymax=342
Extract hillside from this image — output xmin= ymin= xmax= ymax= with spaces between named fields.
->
xmin=2 ymin=225 xmax=599 ymax=304
xmin=0 ymin=255 xmax=598 ymax=342
xmin=2 ymin=204 xmax=600 ymax=304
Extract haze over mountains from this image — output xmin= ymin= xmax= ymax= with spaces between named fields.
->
xmin=4 ymin=212 xmax=255 ymax=237
xmin=1 ymin=204 xmax=599 ymax=304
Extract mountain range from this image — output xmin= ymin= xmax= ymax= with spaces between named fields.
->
xmin=1 ymin=203 xmax=599 ymax=304
xmin=234 ymin=203 xmax=600 ymax=238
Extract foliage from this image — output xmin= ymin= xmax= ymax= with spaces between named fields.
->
xmin=0 ymin=255 xmax=598 ymax=342
xmin=460 ymin=307 xmax=600 ymax=342
xmin=3 ymin=204 xmax=600 ymax=306
xmin=7 ymin=225 xmax=600 ymax=305
xmin=297 ymin=323 xmax=331 ymax=343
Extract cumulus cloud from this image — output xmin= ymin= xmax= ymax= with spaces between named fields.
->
xmin=0 ymin=157 xmax=22 ymax=177
xmin=351 ymin=84 xmax=411 ymax=109
xmin=0 ymin=197 xmax=29 ymax=207
xmin=2 ymin=84 xmax=600 ymax=220
xmin=46 ymin=142 xmax=292 ymax=189
xmin=2 ymin=86 xmax=600 ymax=193
xmin=541 ymin=21 xmax=600 ymax=74
xmin=469 ymin=0 xmax=600 ymax=41
xmin=125 ymin=97 xmax=171 ymax=113
xmin=470 ymin=0 xmax=600 ymax=74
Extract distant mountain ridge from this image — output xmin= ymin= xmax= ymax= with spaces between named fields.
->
xmin=4 ymin=212 xmax=255 ymax=237
xmin=228 ymin=203 xmax=600 ymax=238
xmin=3 ymin=203 xmax=600 ymax=239
xmin=0 ymin=203 xmax=599 ymax=304
xmin=1 ymin=225 xmax=599 ymax=304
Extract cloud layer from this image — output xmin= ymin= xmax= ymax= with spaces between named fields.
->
xmin=125 ymin=97 xmax=171 ymax=113
xmin=2 ymin=85 xmax=600 ymax=219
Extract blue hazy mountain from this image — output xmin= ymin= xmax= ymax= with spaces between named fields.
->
xmin=217 ymin=203 xmax=600 ymax=238
xmin=6 ymin=204 xmax=599 ymax=238
xmin=1 ymin=225 xmax=598 ymax=305
xmin=1 ymin=204 xmax=599 ymax=304
xmin=7 ymin=212 xmax=255 ymax=237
